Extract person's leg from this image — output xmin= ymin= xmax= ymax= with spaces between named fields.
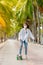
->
xmin=24 ymin=41 xmax=28 ymax=59
xmin=17 ymin=40 xmax=23 ymax=60
xmin=19 ymin=40 xmax=23 ymax=56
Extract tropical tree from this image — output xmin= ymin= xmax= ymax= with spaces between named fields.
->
xmin=0 ymin=0 xmax=43 ymax=43
xmin=0 ymin=0 xmax=33 ymax=38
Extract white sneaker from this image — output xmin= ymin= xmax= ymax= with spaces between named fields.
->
xmin=25 ymin=55 xmax=28 ymax=60
xmin=23 ymin=55 xmax=28 ymax=60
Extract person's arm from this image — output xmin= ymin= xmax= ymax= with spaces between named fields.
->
xmin=18 ymin=29 xmax=22 ymax=40
xmin=29 ymin=30 xmax=35 ymax=40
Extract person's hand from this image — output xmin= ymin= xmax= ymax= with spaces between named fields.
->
xmin=33 ymin=38 xmax=35 ymax=43
xmin=33 ymin=37 xmax=35 ymax=41
xmin=18 ymin=37 xmax=21 ymax=41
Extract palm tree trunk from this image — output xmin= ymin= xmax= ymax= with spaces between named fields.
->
xmin=33 ymin=6 xmax=37 ymax=42
xmin=37 ymin=7 xmax=40 ymax=44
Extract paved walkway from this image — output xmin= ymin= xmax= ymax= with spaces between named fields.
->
xmin=0 ymin=39 xmax=43 ymax=65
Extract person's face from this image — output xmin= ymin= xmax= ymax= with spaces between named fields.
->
xmin=24 ymin=24 xmax=27 ymax=29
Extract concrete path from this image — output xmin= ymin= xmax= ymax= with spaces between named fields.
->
xmin=0 ymin=39 xmax=43 ymax=65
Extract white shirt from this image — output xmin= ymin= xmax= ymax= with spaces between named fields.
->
xmin=18 ymin=28 xmax=35 ymax=43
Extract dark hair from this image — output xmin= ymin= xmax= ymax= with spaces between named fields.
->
xmin=23 ymin=22 xmax=29 ymax=28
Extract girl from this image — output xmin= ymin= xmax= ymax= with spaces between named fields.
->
xmin=17 ymin=22 xmax=35 ymax=60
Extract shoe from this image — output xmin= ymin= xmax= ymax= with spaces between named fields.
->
xmin=20 ymin=56 xmax=23 ymax=60
xmin=17 ymin=55 xmax=20 ymax=60
xmin=17 ymin=55 xmax=23 ymax=60
xmin=24 ymin=55 xmax=28 ymax=60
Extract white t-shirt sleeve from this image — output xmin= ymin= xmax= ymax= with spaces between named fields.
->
xmin=18 ymin=29 xmax=23 ymax=40
xmin=29 ymin=30 xmax=35 ymax=40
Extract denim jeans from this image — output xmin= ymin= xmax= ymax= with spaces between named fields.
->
xmin=19 ymin=40 xmax=28 ymax=55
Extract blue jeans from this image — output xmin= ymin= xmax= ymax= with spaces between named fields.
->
xmin=19 ymin=40 xmax=28 ymax=55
